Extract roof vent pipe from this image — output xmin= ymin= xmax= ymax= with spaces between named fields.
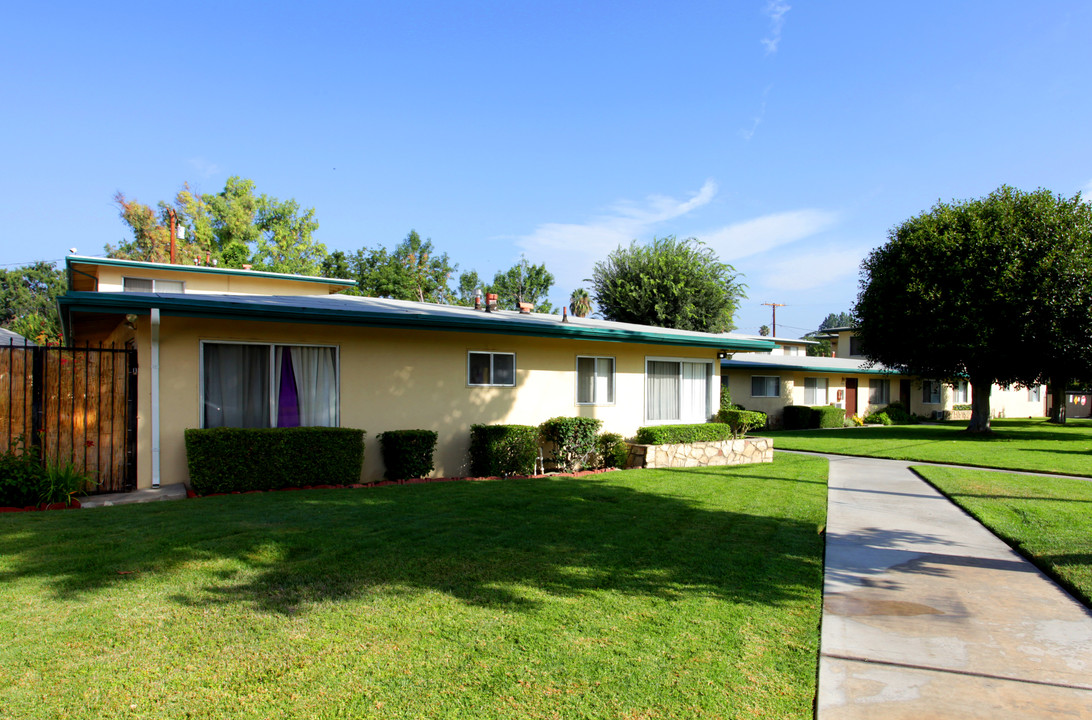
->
xmin=486 ymin=293 xmax=498 ymax=312
xmin=474 ymin=288 xmax=482 ymax=310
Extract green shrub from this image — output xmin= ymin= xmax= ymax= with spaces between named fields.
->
xmin=0 ymin=438 xmax=44 ymax=507
xmin=782 ymin=405 xmax=814 ymax=430
xmin=379 ymin=429 xmax=438 ymax=481
xmin=863 ymin=411 xmax=893 ymax=425
xmin=635 ymin=423 xmax=734 ymax=445
xmin=715 ymin=408 xmax=768 ymax=437
xmin=813 ymin=405 xmax=846 ymax=428
xmin=468 ymin=424 xmax=538 ymax=477
xmin=539 ymin=417 xmax=603 ymax=473
xmin=719 ymin=382 xmax=733 ymax=412
xmin=952 ymin=403 xmax=972 ymax=412
xmin=597 ymin=432 xmax=629 ymax=469
xmin=185 ymin=427 xmax=365 ymax=495
xmin=784 ymin=405 xmax=845 ymax=429
xmin=880 ymin=401 xmax=916 ymax=424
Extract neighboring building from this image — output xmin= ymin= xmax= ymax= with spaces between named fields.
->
xmin=58 ymin=256 xmax=774 ymax=490
xmin=0 ymin=327 xmax=33 ymax=346
xmin=727 ymin=329 xmax=1048 ymax=427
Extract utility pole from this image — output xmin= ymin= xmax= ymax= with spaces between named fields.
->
xmin=761 ymin=302 xmax=785 ymax=337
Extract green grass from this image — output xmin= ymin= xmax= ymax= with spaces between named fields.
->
xmin=913 ymin=465 xmax=1092 ymax=608
xmin=0 ymin=455 xmax=827 ymax=720
xmin=762 ymin=418 xmax=1092 ymax=476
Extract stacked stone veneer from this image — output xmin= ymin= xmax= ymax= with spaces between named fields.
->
xmin=625 ymin=437 xmax=773 ymax=469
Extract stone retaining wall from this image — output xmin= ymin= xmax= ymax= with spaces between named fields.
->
xmin=625 ymin=437 xmax=773 ymax=470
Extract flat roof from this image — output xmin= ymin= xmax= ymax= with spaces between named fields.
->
xmin=66 ymin=255 xmax=355 ymax=288
xmin=722 ymin=352 xmax=901 ymax=375
xmin=59 ymin=291 xmax=778 ymax=352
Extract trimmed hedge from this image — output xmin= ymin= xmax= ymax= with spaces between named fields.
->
xmin=468 ymin=424 xmax=538 ymax=477
xmin=597 ymin=432 xmax=628 ymax=469
xmin=185 ymin=427 xmax=365 ymax=495
xmin=379 ymin=429 xmax=438 ymax=481
xmin=539 ymin=416 xmax=603 ymax=473
xmin=635 ymin=423 xmax=734 ymax=445
xmin=714 ymin=408 xmax=768 ymax=437
xmin=783 ymin=405 xmax=846 ymax=430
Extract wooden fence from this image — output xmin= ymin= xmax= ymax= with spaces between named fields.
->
xmin=0 ymin=342 xmax=136 ymax=493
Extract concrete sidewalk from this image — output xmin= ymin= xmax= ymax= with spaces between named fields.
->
xmin=79 ymin=483 xmax=188 ymax=508
xmin=817 ymin=454 xmax=1092 ymax=719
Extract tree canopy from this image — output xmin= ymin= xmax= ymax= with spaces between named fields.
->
xmin=489 ymin=257 xmax=555 ymax=313
xmin=0 ymin=261 xmax=66 ymax=343
xmin=855 ymin=185 xmax=1092 ymax=431
xmin=590 ymin=236 xmax=745 ymax=333
xmin=109 ymin=177 xmax=327 ymax=275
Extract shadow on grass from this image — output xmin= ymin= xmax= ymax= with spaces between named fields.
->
xmin=768 ymin=420 xmax=1092 ymax=445
xmin=0 ymin=469 xmax=826 ymax=616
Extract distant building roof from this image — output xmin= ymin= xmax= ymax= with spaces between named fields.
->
xmin=0 ymin=327 xmax=33 ymax=346
xmin=722 ymin=352 xmax=901 ymax=375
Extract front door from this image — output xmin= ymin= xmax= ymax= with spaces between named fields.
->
xmin=845 ymin=378 xmax=858 ymax=417
xmin=900 ymin=379 xmax=911 ymax=409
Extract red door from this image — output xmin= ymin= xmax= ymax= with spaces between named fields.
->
xmin=845 ymin=379 xmax=858 ymax=417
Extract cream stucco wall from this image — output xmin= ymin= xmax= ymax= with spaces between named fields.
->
xmin=724 ymin=369 xmax=908 ymax=427
xmin=133 ymin=316 xmax=718 ymax=489
xmin=93 ymin=265 xmax=343 ymax=296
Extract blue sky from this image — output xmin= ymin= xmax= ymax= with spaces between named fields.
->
xmin=3 ymin=2 xmax=1091 ymax=337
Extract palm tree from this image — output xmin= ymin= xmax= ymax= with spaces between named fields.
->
xmin=569 ymin=288 xmax=592 ymax=318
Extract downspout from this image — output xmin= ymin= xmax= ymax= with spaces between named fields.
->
xmin=150 ymin=308 xmax=161 ymax=488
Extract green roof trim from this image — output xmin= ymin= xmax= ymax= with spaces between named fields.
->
xmin=59 ymin=291 xmax=776 ymax=352
xmin=65 ymin=256 xmax=354 ymax=287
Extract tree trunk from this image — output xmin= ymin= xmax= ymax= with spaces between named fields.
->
xmin=1048 ymin=375 xmax=1067 ymax=424
xmin=966 ymin=380 xmax=992 ymax=433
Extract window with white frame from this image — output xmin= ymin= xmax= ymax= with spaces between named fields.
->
xmin=784 ymin=345 xmax=804 ymax=356
xmin=869 ymin=378 xmax=890 ymax=405
xmin=576 ymin=356 xmax=615 ymax=405
xmin=123 ymin=276 xmax=185 ymax=293
xmin=804 ymin=377 xmax=828 ymax=405
xmin=646 ymin=358 xmax=713 ymax=423
xmin=1028 ymin=385 xmax=1042 ymax=402
xmin=953 ymin=380 xmax=970 ymax=404
xmin=468 ymin=351 xmax=515 ymax=387
xmin=922 ymin=380 xmax=941 ymax=404
xmin=751 ymin=375 xmax=780 ymax=397
xmin=202 ymin=342 xmax=339 ymax=428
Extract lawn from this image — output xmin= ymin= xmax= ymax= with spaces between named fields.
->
xmin=913 ymin=465 xmax=1092 ymax=608
xmin=762 ymin=418 xmax=1092 ymax=476
xmin=0 ymin=454 xmax=827 ymax=720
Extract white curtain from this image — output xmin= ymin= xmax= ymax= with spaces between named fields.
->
xmin=597 ymin=358 xmax=614 ymax=404
xmin=203 ymin=344 xmax=270 ymax=428
xmin=680 ymin=362 xmax=709 ymax=422
xmin=290 ymin=346 xmax=338 ymax=427
xmin=577 ymin=357 xmax=596 ymax=403
xmin=647 ymin=361 xmax=680 ymax=421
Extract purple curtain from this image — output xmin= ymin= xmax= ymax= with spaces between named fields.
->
xmin=276 ymin=348 xmax=300 ymax=427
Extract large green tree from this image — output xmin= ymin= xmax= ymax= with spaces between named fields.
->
xmin=351 ymin=231 xmax=457 ymax=303
xmin=0 ymin=261 xmax=67 ymax=343
xmin=855 ymin=185 xmax=1092 ymax=432
xmin=805 ymin=311 xmax=855 ymax=357
xmin=590 ymin=236 xmax=745 ymax=333
xmin=109 ymin=177 xmax=327 ymax=274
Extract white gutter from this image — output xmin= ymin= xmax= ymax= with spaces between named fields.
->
xmin=150 ymin=308 xmax=161 ymax=489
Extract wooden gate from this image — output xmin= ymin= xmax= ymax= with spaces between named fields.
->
xmin=0 ymin=341 xmax=136 ymax=493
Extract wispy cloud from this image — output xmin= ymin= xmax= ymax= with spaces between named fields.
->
xmin=740 ymin=85 xmax=772 ymax=141
xmin=519 ymin=179 xmax=718 ymax=259
xmin=761 ymin=1 xmax=791 ymax=55
xmin=1081 ymin=179 xmax=1092 ymax=199
xmin=702 ymin=209 xmax=840 ymax=261
xmin=187 ymin=157 xmax=222 ymax=179
xmin=759 ymin=246 xmax=867 ymax=292
xmin=517 ymin=180 xmax=718 ymax=297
